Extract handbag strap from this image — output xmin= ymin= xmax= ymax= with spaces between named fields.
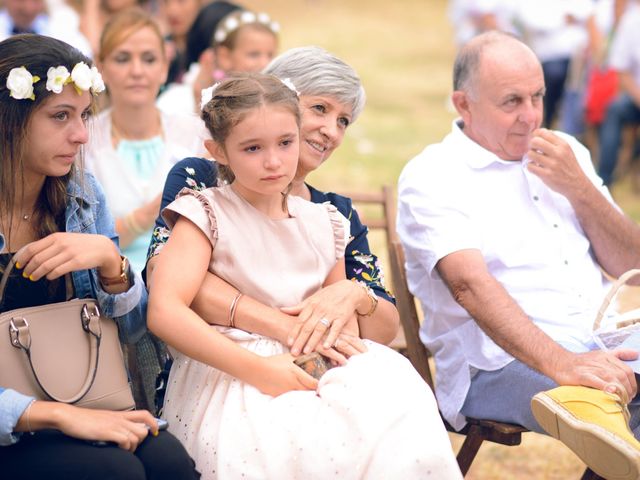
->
xmin=9 ymin=302 xmax=103 ymax=404
xmin=594 ymin=269 xmax=640 ymax=331
xmin=0 ymin=253 xmax=75 ymax=306
xmin=0 ymin=253 xmax=18 ymax=305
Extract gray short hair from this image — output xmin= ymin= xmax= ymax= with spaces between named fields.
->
xmin=264 ymin=46 xmax=366 ymax=121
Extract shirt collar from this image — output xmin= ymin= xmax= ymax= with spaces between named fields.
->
xmin=449 ymin=119 xmax=524 ymax=170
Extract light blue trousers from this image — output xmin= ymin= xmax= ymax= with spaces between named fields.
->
xmin=460 ymin=344 xmax=640 ymax=437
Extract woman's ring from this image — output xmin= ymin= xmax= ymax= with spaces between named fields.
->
xmin=319 ymin=317 xmax=331 ymax=328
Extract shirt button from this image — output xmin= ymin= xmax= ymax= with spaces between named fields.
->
xmin=533 ymin=195 xmax=539 ymax=201
xmin=564 ymin=260 xmax=569 ymax=265
xmin=553 ymin=224 xmax=558 ymax=228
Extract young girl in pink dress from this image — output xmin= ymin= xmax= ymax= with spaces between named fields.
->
xmin=148 ymin=73 xmax=461 ymax=480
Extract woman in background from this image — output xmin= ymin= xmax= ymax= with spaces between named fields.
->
xmin=85 ymin=7 xmax=206 ymax=409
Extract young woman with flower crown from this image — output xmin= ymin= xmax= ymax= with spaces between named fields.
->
xmin=0 ymin=34 xmax=199 ymax=480
xmin=147 ymin=72 xmax=461 ymax=480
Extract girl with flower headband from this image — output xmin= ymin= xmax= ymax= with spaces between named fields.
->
xmin=147 ymin=72 xmax=461 ymax=479
xmin=157 ymin=7 xmax=279 ymax=115
xmin=0 ymin=34 xmax=199 ymax=479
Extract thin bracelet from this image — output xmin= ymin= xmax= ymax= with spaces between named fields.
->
xmin=229 ymin=292 xmax=243 ymax=328
xmin=355 ymin=282 xmax=378 ymax=317
xmin=25 ymin=400 xmax=35 ymax=433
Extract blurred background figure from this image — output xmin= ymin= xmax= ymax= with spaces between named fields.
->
xmin=597 ymin=0 xmax=640 ymax=187
xmin=157 ymin=5 xmax=279 ymax=115
xmin=207 ymin=8 xmax=279 ymax=80
xmin=156 ymin=0 xmax=241 ymax=110
xmin=515 ymin=0 xmax=595 ymax=129
xmin=86 ymin=6 xmax=205 ymax=275
xmin=84 ymin=7 xmax=206 ymax=410
xmin=447 ymin=0 xmax=518 ymax=48
xmin=581 ymin=0 xmax=627 ymax=156
xmin=158 ymin=0 xmax=203 ymax=85
xmin=0 ymin=0 xmax=91 ymax=55
xmin=80 ymin=0 xmax=147 ymax=56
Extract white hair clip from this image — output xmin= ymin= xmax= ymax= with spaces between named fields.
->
xmin=200 ymin=82 xmax=220 ymax=110
xmin=281 ymin=78 xmax=299 ymax=96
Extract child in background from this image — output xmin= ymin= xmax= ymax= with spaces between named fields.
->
xmin=147 ymin=73 xmax=461 ymax=480
xmin=208 ymin=9 xmax=279 ymax=81
xmin=156 ymin=8 xmax=278 ymax=115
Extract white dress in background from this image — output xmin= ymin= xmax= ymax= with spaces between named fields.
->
xmin=161 ymin=185 xmax=462 ymax=480
xmin=84 ymin=108 xmax=207 ymax=272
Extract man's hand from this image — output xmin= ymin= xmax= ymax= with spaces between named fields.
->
xmin=526 ymin=128 xmax=591 ymax=198
xmin=552 ymin=348 xmax=639 ymax=401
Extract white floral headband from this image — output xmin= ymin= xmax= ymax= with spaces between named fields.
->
xmin=6 ymin=62 xmax=105 ymax=101
xmin=200 ymin=77 xmax=299 ymax=110
xmin=213 ymin=11 xmax=280 ymax=44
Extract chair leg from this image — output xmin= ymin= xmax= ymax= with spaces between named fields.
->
xmin=580 ymin=468 xmax=605 ymax=480
xmin=456 ymin=425 xmax=485 ymax=476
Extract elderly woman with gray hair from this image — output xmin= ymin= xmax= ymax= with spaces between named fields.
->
xmin=145 ymin=46 xmax=399 ymax=361
xmin=144 ymin=46 xmax=461 ymax=479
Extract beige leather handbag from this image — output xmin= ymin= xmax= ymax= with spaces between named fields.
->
xmin=0 ymin=254 xmax=135 ymax=410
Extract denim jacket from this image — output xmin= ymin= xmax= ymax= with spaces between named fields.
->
xmin=0 ymin=172 xmax=147 ymax=445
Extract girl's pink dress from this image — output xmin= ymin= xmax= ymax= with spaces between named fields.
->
xmin=161 ymin=184 xmax=461 ymax=480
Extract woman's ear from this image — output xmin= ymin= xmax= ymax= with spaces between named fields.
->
xmin=204 ymin=139 xmax=227 ymax=164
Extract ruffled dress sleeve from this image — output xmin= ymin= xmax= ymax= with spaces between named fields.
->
xmin=323 ymin=202 xmax=350 ymax=260
xmin=162 ymin=187 xmax=219 ymax=249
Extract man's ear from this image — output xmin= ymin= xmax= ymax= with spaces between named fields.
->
xmin=205 ymin=139 xmax=227 ymax=164
xmin=451 ymin=90 xmax=472 ymax=124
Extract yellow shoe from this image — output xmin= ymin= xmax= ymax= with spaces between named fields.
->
xmin=531 ymin=386 xmax=640 ymax=480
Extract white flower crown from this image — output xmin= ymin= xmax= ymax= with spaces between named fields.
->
xmin=213 ymin=10 xmax=280 ymax=44
xmin=6 ymin=62 xmax=105 ymax=101
xmin=200 ymin=77 xmax=299 ymax=111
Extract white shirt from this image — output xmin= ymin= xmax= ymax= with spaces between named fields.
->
xmin=609 ymin=2 xmax=640 ymax=85
xmin=0 ymin=9 xmax=92 ymax=58
xmin=156 ymin=63 xmax=200 ymax=116
xmin=396 ymin=120 xmax=615 ymax=430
